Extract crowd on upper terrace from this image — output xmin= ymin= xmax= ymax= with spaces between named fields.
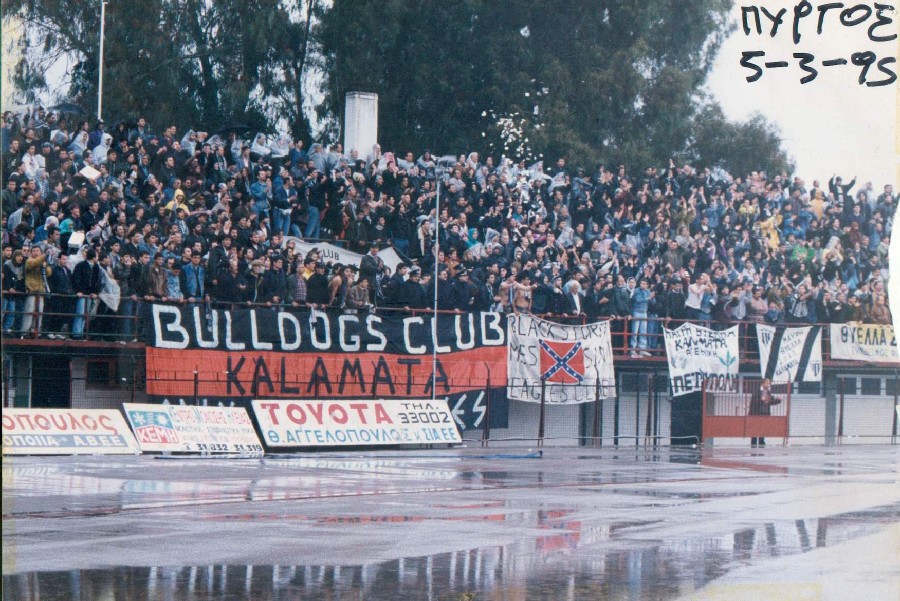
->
xmin=0 ymin=109 xmax=894 ymax=350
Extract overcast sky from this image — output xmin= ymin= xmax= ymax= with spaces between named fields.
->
xmin=705 ymin=2 xmax=898 ymax=188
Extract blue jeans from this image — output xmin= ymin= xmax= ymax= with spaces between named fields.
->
xmin=120 ymin=298 xmax=136 ymax=338
xmin=304 ymin=206 xmax=321 ymax=239
xmin=631 ymin=312 xmax=648 ymax=351
xmin=3 ymin=296 xmax=24 ymax=331
xmin=646 ymin=313 xmax=659 ymax=349
xmin=72 ymin=297 xmax=97 ymax=337
xmin=272 ymin=209 xmax=291 ymax=236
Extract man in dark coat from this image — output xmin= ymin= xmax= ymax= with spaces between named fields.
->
xmin=306 ymin=262 xmax=332 ymax=308
xmin=45 ymin=252 xmax=74 ymax=337
xmin=400 ymin=266 xmax=428 ymax=310
xmin=748 ymin=378 xmax=780 ymax=447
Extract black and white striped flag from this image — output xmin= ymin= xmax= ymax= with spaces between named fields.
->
xmin=757 ymin=325 xmax=822 ymax=383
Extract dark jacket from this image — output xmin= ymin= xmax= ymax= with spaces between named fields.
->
xmin=72 ymin=260 xmax=102 ymax=295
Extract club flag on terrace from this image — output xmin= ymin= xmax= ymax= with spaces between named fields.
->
xmin=507 ymin=314 xmax=615 ymax=404
xmin=757 ymin=325 xmax=822 ymax=382
xmin=664 ymin=323 xmax=739 ymax=397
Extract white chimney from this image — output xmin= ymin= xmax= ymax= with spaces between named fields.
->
xmin=343 ymin=92 xmax=378 ymax=158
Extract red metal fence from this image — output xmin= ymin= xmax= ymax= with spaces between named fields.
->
xmin=702 ymin=378 xmax=791 ymax=444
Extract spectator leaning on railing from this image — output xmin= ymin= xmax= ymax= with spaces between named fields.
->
xmin=0 ymin=109 xmax=895 ymax=340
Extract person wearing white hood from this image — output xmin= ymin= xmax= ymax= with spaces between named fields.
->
xmin=250 ymin=133 xmax=271 ymax=160
xmin=91 ymin=133 xmax=114 ymax=165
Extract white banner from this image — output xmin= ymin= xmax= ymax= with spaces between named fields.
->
xmin=829 ymin=324 xmax=900 ymax=364
xmin=252 ymin=399 xmax=462 ymax=447
xmin=507 ymin=314 xmax=615 ymax=404
xmin=283 ymin=238 xmax=404 ymax=274
xmin=2 ymin=409 xmax=140 ymax=455
xmin=123 ymin=404 xmax=263 ymax=454
xmin=757 ymin=325 xmax=822 ymax=382
xmin=664 ymin=323 xmax=740 ymax=397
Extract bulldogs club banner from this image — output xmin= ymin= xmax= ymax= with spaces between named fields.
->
xmin=141 ymin=304 xmax=509 ymax=429
xmin=506 ymin=314 xmax=615 ymax=404
xmin=829 ymin=323 xmax=900 ymax=364
xmin=757 ymin=325 xmax=822 ymax=382
xmin=664 ymin=323 xmax=739 ymax=397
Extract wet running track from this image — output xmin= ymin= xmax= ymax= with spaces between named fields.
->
xmin=2 ymin=445 xmax=899 ymax=600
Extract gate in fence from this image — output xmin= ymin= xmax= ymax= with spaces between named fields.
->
xmin=702 ymin=378 xmax=791 ymax=445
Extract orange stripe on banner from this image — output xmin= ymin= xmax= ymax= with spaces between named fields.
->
xmin=146 ymin=347 xmax=508 ymax=398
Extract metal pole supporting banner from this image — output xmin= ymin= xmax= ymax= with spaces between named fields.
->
xmin=892 ymin=374 xmax=898 ymax=445
xmin=538 ymin=378 xmax=546 ymax=447
xmin=482 ymin=374 xmax=492 ymax=447
xmin=593 ymin=378 xmax=601 ymax=448
xmin=838 ymin=377 xmax=845 ymax=444
xmin=635 ymin=373 xmax=641 ymax=448
xmin=613 ymin=373 xmax=620 ymax=447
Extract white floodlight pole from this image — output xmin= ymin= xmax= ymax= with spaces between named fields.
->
xmin=97 ymin=1 xmax=108 ymax=121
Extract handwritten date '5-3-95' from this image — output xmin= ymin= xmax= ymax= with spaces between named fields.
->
xmin=740 ymin=2 xmax=897 ymax=86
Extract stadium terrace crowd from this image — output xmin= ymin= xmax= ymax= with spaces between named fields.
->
xmin=0 ymin=109 xmax=895 ymax=352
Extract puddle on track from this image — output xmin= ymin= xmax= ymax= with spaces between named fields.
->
xmin=4 ymin=505 xmax=897 ymax=601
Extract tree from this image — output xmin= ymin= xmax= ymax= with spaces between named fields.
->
xmin=4 ymin=0 xmax=319 ymax=139
xmin=688 ymin=104 xmax=794 ymax=178
xmin=318 ymin=0 xmax=789 ymax=172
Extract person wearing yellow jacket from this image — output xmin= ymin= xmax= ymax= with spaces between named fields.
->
xmin=21 ymin=246 xmax=51 ymax=336
xmin=757 ymin=210 xmax=783 ymax=251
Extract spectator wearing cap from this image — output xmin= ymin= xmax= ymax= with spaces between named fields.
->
xmin=401 ymin=266 xmax=427 ymax=310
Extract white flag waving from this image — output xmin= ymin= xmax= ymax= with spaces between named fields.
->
xmin=664 ymin=323 xmax=739 ymax=397
xmin=757 ymin=325 xmax=822 ymax=382
xmin=507 ymin=314 xmax=615 ymax=405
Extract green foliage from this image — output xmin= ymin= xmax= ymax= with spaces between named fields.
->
xmin=5 ymin=0 xmax=319 ymax=138
xmin=318 ymin=0 xmax=787 ymax=176
xmin=689 ymin=104 xmax=795 ymax=177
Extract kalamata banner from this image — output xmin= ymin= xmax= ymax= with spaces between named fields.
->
xmin=664 ymin=323 xmax=740 ymax=397
xmin=757 ymin=325 xmax=822 ymax=382
xmin=2 ymin=409 xmax=140 ymax=455
xmin=252 ymin=399 xmax=462 ymax=447
xmin=142 ymin=305 xmax=509 ymax=429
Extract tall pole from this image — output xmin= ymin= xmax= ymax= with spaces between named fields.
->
xmin=97 ymin=1 xmax=108 ymax=121
xmin=431 ymin=178 xmax=440 ymax=402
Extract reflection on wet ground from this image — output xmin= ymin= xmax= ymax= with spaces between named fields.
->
xmin=3 ymin=446 xmax=899 ymax=600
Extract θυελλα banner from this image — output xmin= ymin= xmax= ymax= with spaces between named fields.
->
xmin=2 ymin=409 xmax=140 ymax=455
xmin=252 ymin=399 xmax=462 ymax=447
xmin=829 ymin=323 xmax=900 ymax=364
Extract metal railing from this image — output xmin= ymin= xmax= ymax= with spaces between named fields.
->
xmin=0 ymin=294 xmax=877 ymax=363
